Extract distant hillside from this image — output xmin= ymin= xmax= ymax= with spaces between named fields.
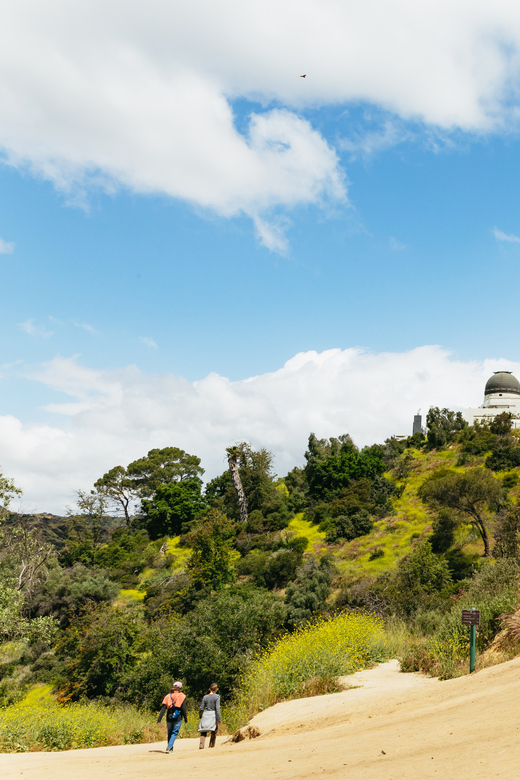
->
xmin=5 ymin=512 xmax=122 ymax=551
xmin=6 ymin=431 xmax=518 ymax=595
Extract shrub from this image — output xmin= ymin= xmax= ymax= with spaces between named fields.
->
xmin=236 ymin=611 xmax=386 ymax=718
xmin=388 ymin=540 xmax=453 ymax=616
xmin=399 ymin=639 xmax=436 ymax=674
xmin=405 ymin=559 xmax=520 ymax=679
xmin=141 ymin=479 xmax=207 ymax=538
xmin=322 ymin=510 xmax=374 ymax=543
xmin=55 ymin=604 xmax=144 ymax=701
xmin=123 ymin=586 xmax=286 ymax=706
xmin=285 ymin=557 xmax=334 ymax=629
xmin=27 ymin=563 xmax=119 ymax=627
xmin=262 ymin=549 xmax=302 ymax=589
xmin=370 ymin=475 xmax=398 ymax=513
xmin=459 ymin=423 xmax=496 ymax=455
xmin=486 ymin=436 xmax=520 ymax=471
xmin=494 ymin=506 xmax=520 ymax=558
xmin=0 ymin=686 xmax=162 ymax=752
xmin=429 ymin=509 xmax=458 ymax=553
xmin=185 ymin=510 xmax=236 ymax=590
xmin=426 ymin=407 xmax=466 ymax=449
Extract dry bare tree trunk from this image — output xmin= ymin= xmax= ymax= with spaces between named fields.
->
xmin=226 ymin=447 xmax=248 ymax=524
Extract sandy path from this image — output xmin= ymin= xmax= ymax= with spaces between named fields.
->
xmin=248 ymin=659 xmax=437 ymax=736
xmin=2 ymin=657 xmax=520 ymax=779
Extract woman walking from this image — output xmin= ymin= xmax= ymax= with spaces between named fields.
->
xmin=198 ymin=683 xmax=221 ymax=749
xmin=157 ymin=681 xmax=187 ymax=753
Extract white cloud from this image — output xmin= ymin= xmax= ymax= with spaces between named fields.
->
xmin=389 ymin=237 xmax=406 ymax=251
xmin=493 ymin=227 xmax=520 ymax=243
xmin=18 ymin=319 xmax=54 ymax=338
xmin=0 ymin=237 xmax=14 ymax=254
xmin=74 ymin=321 xmax=99 ymax=335
xmin=0 ymin=346 xmax=515 ymax=513
xmin=339 ymin=118 xmax=413 ymax=159
xmin=1 ymin=3 xmax=520 ymax=246
xmin=139 ymin=336 xmax=158 ymax=349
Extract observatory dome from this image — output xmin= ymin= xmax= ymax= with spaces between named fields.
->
xmin=484 ymin=371 xmax=520 ymax=397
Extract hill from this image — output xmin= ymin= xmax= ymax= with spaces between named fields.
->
xmin=3 ymin=421 xmax=520 ymax=737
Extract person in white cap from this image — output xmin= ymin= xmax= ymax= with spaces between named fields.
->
xmin=157 ymin=681 xmax=187 ymax=753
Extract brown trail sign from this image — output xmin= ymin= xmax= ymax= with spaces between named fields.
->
xmin=462 ymin=608 xmax=480 ymax=672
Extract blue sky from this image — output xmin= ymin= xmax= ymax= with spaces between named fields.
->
xmin=3 ymin=1 xmax=520 ymax=511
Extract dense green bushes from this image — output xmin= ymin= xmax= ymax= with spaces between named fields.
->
xmin=141 ymin=479 xmax=207 ymax=538
xmin=120 ymin=586 xmax=287 ymax=707
xmin=304 ymin=435 xmax=386 ymax=501
xmin=399 ymin=559 xmax=520 ymax=678
xmin=55 ymin=604 xmax=144 ymax=701
xmin=285 ymin=557 xmax=334 ymax=629
xmin=28 ymin=563 xmax=119 ymax=626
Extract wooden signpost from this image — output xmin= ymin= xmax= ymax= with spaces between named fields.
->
xmin=462 ymin=608 xmax=481 ymax=673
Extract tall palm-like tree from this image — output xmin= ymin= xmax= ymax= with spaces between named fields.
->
xmin=226 ymin=446 xmax=248 ymax=524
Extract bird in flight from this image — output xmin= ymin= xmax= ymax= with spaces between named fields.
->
xmin=300 ymin=74 xmax=306 ymax=78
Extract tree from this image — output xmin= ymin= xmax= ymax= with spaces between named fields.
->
xmin=0 ymin=473 xmax=57 ymax=643
xmin=234 ymin=444 xmax=280 ymax=514
xmin=304 ymin=434 xmax=385 ymax=500
xmin=485 ymin=435 xmax=520 ymax=471
xmin=494 ymin=506 xmax=520 ymax=558
xmin=61 ymin=490 xmax=113 ymax=566
xmin=28 ymin=562 xmax=119 ymax=628
xmin=141 ymin=479 xmax=207 ymax=539
xmin=56 ymin=603 xmax=144 ymax=701
xmin=185 ymin=510 xmax=236 ymax=590
xmin=490 ymin=412 xmax=514 ymax=436
xmin=0 ymin=581 xmax=57 ymax=644
xmin=429 ymin=508 xmax=458 ymax=553
xmin=127 ymin=447 xmax=204 ymax=499
xmin=426 ymin=407 xmax=467 ymax=449
xmin=94 ymin=466 xmax=139 ymax=526
xmin=390 ymin=540 xmax=453 ymax=615
xmin=181 ymin=586 xmax=286 ymax=695
xmin=285 ymin=557 xmax=334 ymax=629
xmin=205 ymin=469 xmax=233 ymax=505
xmin=304 ymin=433 xmax=354 ymax=499
xmin=122 ymin=586 xmax=286 ymax=705
xmin=419 ymin=468 xmax=503 ymax=556
xmin=284 ymin=466 xmax=308 ymax=513
xmin=211 ymin=444 xmax=288 ymax=530
xmin=0 ymin=471 xmax=22 ymax=518
xmin=226 ymin=446 xmax=248 ymax=524
xmin=0 ymin=514 xmax=54 ymax=597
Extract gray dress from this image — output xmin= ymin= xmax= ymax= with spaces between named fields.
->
xmin=198 ymin=693 xmax=221 ymax=732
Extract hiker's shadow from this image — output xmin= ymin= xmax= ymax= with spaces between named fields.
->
xmin=149 ymin=750 xmax=168 ymax=754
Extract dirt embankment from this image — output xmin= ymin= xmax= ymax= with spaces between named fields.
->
xmin=2 ymin=657 xmax=520 ymax=779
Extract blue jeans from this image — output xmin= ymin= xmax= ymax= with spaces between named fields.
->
xmin=167 ymin=717 xmax=183 ymax=750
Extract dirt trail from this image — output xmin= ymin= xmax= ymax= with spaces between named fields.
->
xmin=2 ymin=657 xmax=520 ymax=779
xmin=248 ymin=658 xmax=437 ymax=736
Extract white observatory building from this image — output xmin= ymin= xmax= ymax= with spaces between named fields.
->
xmin=464 ymin=371 xmax=520 ymax=429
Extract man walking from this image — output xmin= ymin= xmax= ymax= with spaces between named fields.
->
xmin=157 ymin=681 xmax=188 ymax=753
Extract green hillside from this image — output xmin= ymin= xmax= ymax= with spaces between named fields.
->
xmin=3 ymin=415 xmax=520 ymax=749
